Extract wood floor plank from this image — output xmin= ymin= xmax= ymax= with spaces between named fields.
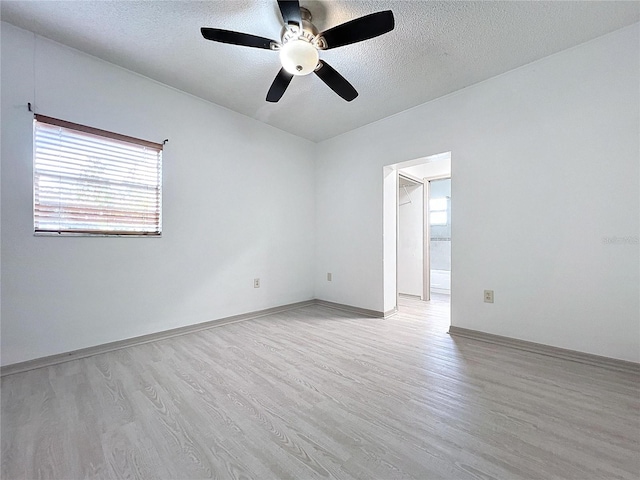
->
xmin=2 ymin=294 xmax=639 ymax=479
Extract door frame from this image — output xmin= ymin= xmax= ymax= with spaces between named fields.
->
xmin=423 ymin=180 xmax=430 ymax=301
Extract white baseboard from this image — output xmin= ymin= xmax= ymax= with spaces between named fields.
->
xmin=384 ymin=307 xmax=398 ymax=318
xmin=1 ymin=299 xmax=387 ymax=377
xmin=1 ymin=300 xmax=315 ymax=377
xmin=314 ymin=299 xmax=384 ymax=318
xmin=6 ymin=302 xmax=636 ymax=377
xmin=448 ymin=326 xmax=640 ymax=374
xmin=431 ymin=288 xmax=450 ymax=295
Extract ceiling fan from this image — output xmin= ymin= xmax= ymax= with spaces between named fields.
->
xmin=201 ymin=0 xmax=395 ymax=102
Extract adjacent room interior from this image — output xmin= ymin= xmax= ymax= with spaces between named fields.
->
xmin=1 ymin=1 xmax=639 ymax=479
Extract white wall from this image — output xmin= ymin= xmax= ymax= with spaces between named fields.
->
xmin=315 ymin=24 xmax=640 ymax=362
xmin=3 ymin=22 xmax=638 ymax=366
xmin=1 ymin=23 xmax=316 ymax=366
xmin=397 ymin=182 xmax=423 ymax=297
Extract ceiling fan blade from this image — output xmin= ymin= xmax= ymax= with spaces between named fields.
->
xmin=314 ymin=61 xmax=358 ymax=102
xmin=320 ymin=10 xmax=395 ymax=50
xmin=277 ymin=0 xmax=302 ymax=27
xmin=201 ymin=28 xmax=277 ymax=49
xmin=266 ymin=68 xmax=294 ymax=102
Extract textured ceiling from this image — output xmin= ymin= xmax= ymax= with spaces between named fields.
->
xmin=2 ymin=1 xmax=638 ymax=142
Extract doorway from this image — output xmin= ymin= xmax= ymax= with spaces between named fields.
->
xmin=427 ymin=178 xmax=451 ymax=296
xmin=383 ymin=152 xmax=451 ymax=320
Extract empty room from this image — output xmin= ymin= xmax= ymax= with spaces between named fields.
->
xmin=1 ymin=1 xmax=639 ymax=479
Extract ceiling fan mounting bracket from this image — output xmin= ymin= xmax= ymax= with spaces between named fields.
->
xmin=280 ymin=7 xmax=327 ymax=50
xmin=299 ymin=6 xmax=313 ymax=23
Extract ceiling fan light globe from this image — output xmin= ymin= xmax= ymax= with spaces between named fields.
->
xmin=279 ymin=39 xmax=319 ymax=76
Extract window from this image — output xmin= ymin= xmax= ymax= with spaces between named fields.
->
xmin=430 ymin=197 xmax=448 ymax=225
xmin=34 ymin=115 xmax=162 ymax=236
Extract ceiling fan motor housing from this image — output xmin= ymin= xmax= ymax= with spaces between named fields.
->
xmin=279 ymin=7 xmax=326 ymax=76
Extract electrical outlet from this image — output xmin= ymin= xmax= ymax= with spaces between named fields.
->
xmin=254 ymin=278 xmax=260 ymax=288
xmin=327 ymin=272 xmax=332 ymax=281
xmin=484 ymin=290 xmax=494 ymax=303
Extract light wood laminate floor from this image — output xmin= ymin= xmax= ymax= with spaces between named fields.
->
xmin=2 ymin=295 xmax=639 ymax=479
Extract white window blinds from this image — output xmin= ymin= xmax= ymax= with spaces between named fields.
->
xmin=33 ymin=115 xmax=162 ymax=236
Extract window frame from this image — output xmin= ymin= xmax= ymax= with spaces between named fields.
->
xmin=33 ymin=115 xmax=163 ymax=237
